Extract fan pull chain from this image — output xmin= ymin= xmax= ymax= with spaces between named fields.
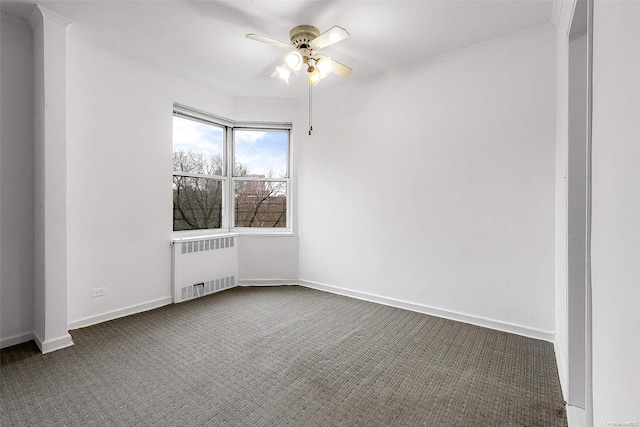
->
xmin=308 ymin=84 xmax=313 ymax=135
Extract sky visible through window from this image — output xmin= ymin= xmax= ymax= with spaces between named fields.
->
xmin=234 ymin=130 xmax=287 ymax=178
xmin=172 ymin=116 xmax=287 ymax=178
xmin=173 ymin=116 xmax=223 ymax=158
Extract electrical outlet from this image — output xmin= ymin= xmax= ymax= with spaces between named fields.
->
xmin=91 ymin=287 xmax=106 ymax=298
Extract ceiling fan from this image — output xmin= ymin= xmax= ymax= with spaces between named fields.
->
xmin=246 ymin=25 xmax=352 ymax=86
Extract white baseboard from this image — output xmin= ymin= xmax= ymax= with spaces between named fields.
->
xmin=299 ymin=279 xmax=555 ymax=342
xmin=33 ymin=331 xmax=74 ymax=354
xmin=68 ymin=296 xmax=172 ymax=330
xmin=0 ymin=331 xmax=35 ymax=349
xmin=239 ymin=279 xmax=299 ymax=287
xmin=567 ymin=405 xmax=586 ymax=427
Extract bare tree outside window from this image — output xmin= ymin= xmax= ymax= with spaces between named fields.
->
xmin=235 ymin=178 xmax=287 ymax=228
xmin=172 ymin=151 xmax=224 ymax=231
xmin=172 ymin=151 xmax=287 ymax=230
xmin=173 ymin=149 xmax=223 ymax=176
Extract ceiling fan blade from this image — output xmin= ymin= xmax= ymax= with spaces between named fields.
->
xmin=329 ymin=58 xmax=352 ymax=77
xmin=309 ymin=26 xmax=349 ymax=49
xmin=246 ymin=33 xmax=293 ymax=50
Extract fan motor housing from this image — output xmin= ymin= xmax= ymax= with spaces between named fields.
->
xmin=290 ymin=25 xmax=320 ymax=49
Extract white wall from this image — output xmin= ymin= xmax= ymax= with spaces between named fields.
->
xmin=591 ymin=1 xmax=640 ymax=424
xmin=0 ymin=15 xmax=35 ymax=347
xmin=66 ymin=39 xmax=236 ymax=326
xmin=298 ymin=27 xmax=557 ymax=337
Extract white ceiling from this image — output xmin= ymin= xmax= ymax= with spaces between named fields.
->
xmin=2 ymin=0 xmax=555 ymax=99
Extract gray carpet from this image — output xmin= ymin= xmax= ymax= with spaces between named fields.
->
xmin=1 ymin=285 xmax=567 ymax=426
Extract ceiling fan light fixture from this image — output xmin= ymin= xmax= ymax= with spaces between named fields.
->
xmin=307 ymin=66 xmax=321 ymax=86
xmin=316 ymin=57 xmax=332 ymax=78
xmin=284 ymin=50 xmax=303 ymax=72
xmin=275 ymin=65 xmax=291 ymax=84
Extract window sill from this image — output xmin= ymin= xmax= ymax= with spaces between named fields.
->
xmin=171 ymin=231 xmax=238 ymax=244
xmin=172 ymin=229 xmax=293 ymax=242
xmin=233 ymin=229 xmax=294 ymax=237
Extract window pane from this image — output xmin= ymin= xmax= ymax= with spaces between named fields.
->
xmin=234 ymin=130 xmax=288 ymax=178
xmin=173 ymin=176 xmax=223 ymax=231
xmin=173 ymin=116 xmax=224 ymax=175
xmin=234 ymin=181 xmax=287 ymax=228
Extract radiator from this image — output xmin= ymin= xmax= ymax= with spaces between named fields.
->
xmin=171 ymin=234 xmax=239 ymax=303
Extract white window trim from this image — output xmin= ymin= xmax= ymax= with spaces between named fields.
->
xmin=172 ymin=104 xmax=293 ymax=238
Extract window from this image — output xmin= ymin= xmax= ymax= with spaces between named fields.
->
xmin=172 ymin=105 xmax=291 ymax=234
xmin=172 ymin=115 xmax=226 ymax=231
xmin=233 ymin=129 xmax=289 ymax=229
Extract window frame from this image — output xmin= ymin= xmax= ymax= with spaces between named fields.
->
xmin=172 ymin=104 xmax=293 ymax=237
xmin=231 ymin=127 xmax=291 ymax=233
